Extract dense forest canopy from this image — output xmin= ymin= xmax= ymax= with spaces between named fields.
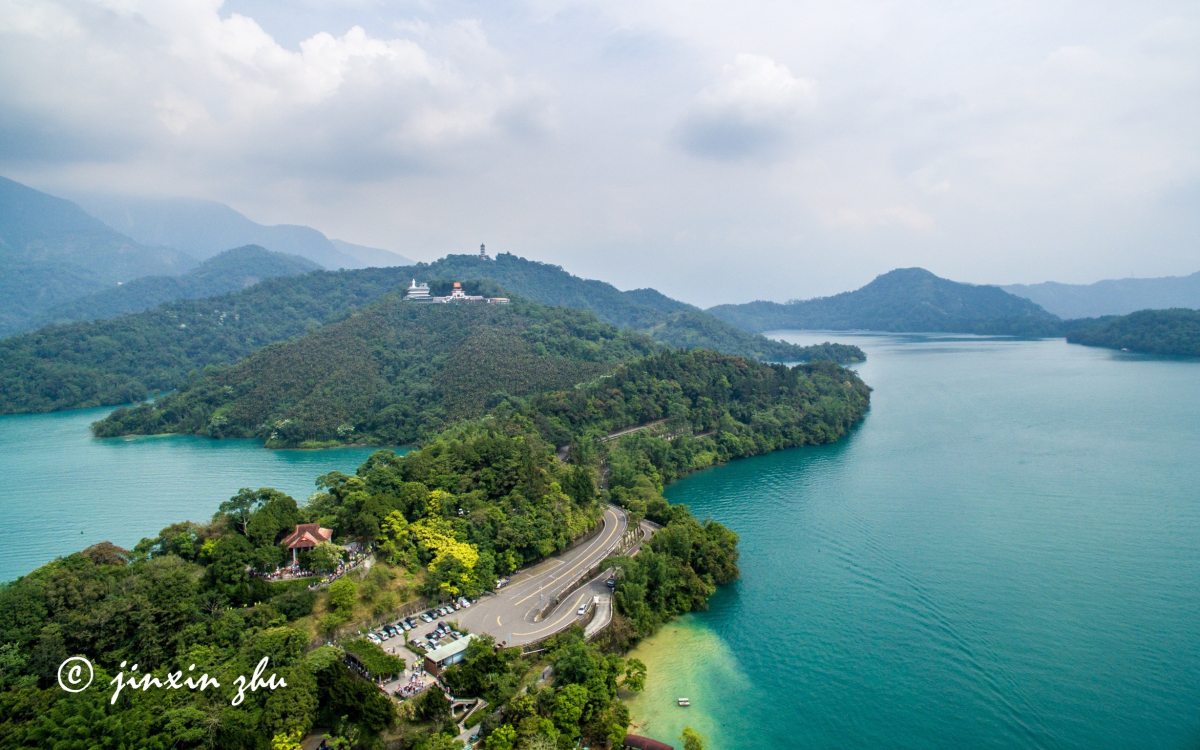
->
xmin=1066 ymin=308 xmax=1200 ymax=356
xmin=93 ymin=297 xmax=660 ymax=447
xmin=0 ymin=253 xmax=863 ymax=415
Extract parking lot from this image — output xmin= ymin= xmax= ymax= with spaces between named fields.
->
xmin=359 ymin=596 xmax=478 ymax=699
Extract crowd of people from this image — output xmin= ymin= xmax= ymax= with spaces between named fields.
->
xmin=391 ymin=668 xmax=431 ymax=699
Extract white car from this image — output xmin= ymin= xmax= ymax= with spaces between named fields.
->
xmin=576 ymin=605 xmax=587 ymax=616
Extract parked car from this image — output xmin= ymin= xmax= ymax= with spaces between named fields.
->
xmin=420 ymin=613 xmax=433 ymax=622
xmin=405 ymin=617 xmax=417 ymax=628
xmin=384 ymin=625 xmax=398 ymax=637
xmin=367 ymin=633 xmax=382 ymax=643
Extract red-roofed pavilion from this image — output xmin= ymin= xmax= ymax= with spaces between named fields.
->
xmin=281 ymin=523 xmax=333 ymax=565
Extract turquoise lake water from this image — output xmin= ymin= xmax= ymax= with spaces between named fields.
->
xmin=0 ymin=406 xmax=388 ymax=582
xmin=626 ymin=334 xmax=1200 ymax=749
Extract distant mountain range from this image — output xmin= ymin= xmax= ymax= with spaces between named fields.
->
xmin=709 ymin=267 xmax=1063 ymax=336
xmin=0 ymin=175 xmax=417 ymax=337
xmin=1004 ymin=272 xmax=1200 ymax=319
xmin=76 ymin=193 xmax=414 ymax=270
xmin=31 ymin=245 xmax=319 ymax=328
xmin=0 ymin=176 xmax=195 ymax=336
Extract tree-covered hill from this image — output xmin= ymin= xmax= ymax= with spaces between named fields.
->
xmin=31 ymin=245 xmax=320 ymax=327
xmin=93 ymin=298 xmax=659 ymax=446
xmin=1066 ymin=308 xmax=1200 ymax=356
xmin=523 ymin=348 xmax=871 ymax=461
xmin=0 ymin=253 xmax=863 ymax=414
xmin=709 ymin=267 xmax=1063 ymax=336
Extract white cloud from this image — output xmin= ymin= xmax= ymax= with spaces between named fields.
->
xmin=0 ymin=0 xmax=548 ymax=182
xmin=677 ymin=53 xmax=817 ymax=160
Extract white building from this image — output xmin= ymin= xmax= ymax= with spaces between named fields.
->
xmin=404 ymin=279 xmax=432 ymax=302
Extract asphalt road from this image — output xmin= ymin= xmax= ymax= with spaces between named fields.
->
xmin=454 ymin=504 xmax=628 ymax=647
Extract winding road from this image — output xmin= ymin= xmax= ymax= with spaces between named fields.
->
xmin=455 ymin=504 xmax=628 ymax=647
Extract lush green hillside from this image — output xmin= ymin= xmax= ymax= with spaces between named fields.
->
xmin=93 ymin=298 xmax=659 ymax=446
xmin=77 ymin=193 xmax=414 ymax=269
xmin=1005 ymin=271 xmax=1200 ymax=318
xmin=709 ymin=267 xmax=1063 ymax=336
xmin=0 ymin=253 xmax=862 ymax=414
xmin=524 ymin=348 xmax=871 ymax=468
xmin=0 ymin=176 xmax=195 ymax=336
xmin=1066 ymin=308 xmax=1200 ymax=356
xmin=32 ymin=245 xmax=320 ymax=326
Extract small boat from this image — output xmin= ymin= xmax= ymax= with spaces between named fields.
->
xmin=677 ymin=697 xmax=691 ymax=707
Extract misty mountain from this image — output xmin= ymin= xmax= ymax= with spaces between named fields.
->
xmin=330 ymin=238 xmax=415 ymax=268
xmin=1004 ymin=272 xmax=1200 ymax=319
xmin=76 ymin=193 xmax=414 ymax=270
xmin=32 ymin=245 xmax=319 ymax=327
xmin=709 ymin=267 xmax=1063 ymax=336
xmin=0 ymin=252 xmax=862 ymax=415
xmin=0 ymin=176 xmax=195 ymax=337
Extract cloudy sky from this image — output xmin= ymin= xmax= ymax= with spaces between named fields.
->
xmin=1 ymin=0 xmax=1197 ymax=306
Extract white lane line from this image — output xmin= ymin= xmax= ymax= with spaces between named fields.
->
xmin=512 ymin=508 xmax=624 ymax=606
xmin=512 ymin=589 xmax=592 ymax=638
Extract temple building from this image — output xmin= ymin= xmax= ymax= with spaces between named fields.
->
xmin=403 ymin=279 xmax=509 ymax=305
xmin=281 ymin=523 xmax=333 ymax=565
xmin=404 ymin=279 xmax=432 ymax=302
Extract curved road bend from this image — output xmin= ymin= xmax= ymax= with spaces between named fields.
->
xmin=456 ymin=504 xmax=627 ymax=647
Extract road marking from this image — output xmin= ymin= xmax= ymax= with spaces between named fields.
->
xmin=496 ymin=616 xmax=503 ymax=627
xmin=512 ymin=507 xmax=625 ymax=607
xmin=512 ymin=589 xmax=592 ymax=638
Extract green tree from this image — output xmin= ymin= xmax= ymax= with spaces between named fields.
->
xmin=328 ymin=578 xmax=358 ymax=613
xmin=682 ymin=726 xmax=705 ymax=750
xmin=308 ymin=541 xmax=344 ymax=574
xmin=485 ymin=724 xmax=517 ymax=750
xmin=622 ymin=658 xmax=647 ymax=692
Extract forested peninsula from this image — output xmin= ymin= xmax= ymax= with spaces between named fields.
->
xmin=0 ymin=346 xmax=870 ymax=749
xmin=1065 ymin=308 xmax=1200 ymax=357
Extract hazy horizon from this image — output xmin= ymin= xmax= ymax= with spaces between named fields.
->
xmin=2 ymin=1 xmax=1197 ymax=307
